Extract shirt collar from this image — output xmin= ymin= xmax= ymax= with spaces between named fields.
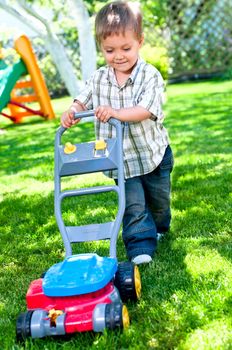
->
xmin=107 ymin=58 xmax=145 ymax=86
xmin=129 ymin=58 xmax=144 ymax=83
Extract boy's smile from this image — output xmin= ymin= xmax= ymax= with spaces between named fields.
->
xmin=101 ymin=30 xmax=144 ymax=83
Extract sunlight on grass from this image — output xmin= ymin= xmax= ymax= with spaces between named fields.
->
xmin=167 ymin=80 xmax=232 ymax=96
xmin=0 ymin=302 xmax=5 ymax=313
xmin=185 ymin=248 xmax=232 ymax=278
xmin=1 ymin=176 xmax=53 ymax=195
xmin=2 ymin=261 xmax=18 ymax=271
xmin=61 ymin=172 xmax=113 ymax=190
xmin=180 ymin=319 xmax=232 ymax=350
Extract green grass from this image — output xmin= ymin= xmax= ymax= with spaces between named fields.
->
xmin=0 ymin=80 xmax=232 ymax=350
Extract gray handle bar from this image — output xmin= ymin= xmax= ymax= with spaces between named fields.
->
xmin=55 ymin=110 xmax=124 ymax=258
xmin=58 ymin=110 xmax=120 ymax=136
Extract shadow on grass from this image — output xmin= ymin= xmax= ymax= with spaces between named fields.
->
xmin=0 ymin=120 xmax=95 ymax=176
xmin=0 ymin=190 xmax=122 ymax=269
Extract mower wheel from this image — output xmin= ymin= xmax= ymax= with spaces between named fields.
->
xmin=114 ymin=262 xmax=141 ymax=302
xmin=105 ymin=303 xmax=129 ymax=330
xmin=16 ymin=310 xmax=33 ymax=341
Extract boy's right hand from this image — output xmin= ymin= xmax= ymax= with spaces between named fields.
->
xmin=61 ymin=106 xmax=80 ymax=128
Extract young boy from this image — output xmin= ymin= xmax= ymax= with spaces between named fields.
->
xmin=61 ymin=1 xmax=174 ymax=265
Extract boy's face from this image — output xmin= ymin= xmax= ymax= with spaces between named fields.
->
xmin=100 ymin=30 xmax=144 ymax=76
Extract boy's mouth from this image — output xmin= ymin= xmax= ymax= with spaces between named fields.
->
xmin=114 ymin=61 xmax=127 ymax=65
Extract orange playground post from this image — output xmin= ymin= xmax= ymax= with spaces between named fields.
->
xmin=0 ymin=35 xmax=55 ymax=123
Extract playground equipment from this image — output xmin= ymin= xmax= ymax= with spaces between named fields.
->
xmin=16 ymin=111 xmax=141 ymax=340
xmin=0 ymin=35 xmax=54 ymax=123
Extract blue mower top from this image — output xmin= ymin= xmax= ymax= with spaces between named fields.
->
xmin=42 ymin=254 xmax=117 ymax=297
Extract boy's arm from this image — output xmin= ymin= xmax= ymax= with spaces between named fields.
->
xmin=95 ymin=105 xmax=151 ymax=123
xmin=95 ymin=73 xmax=165 ymax=123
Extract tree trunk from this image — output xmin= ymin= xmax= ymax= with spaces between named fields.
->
xmin=45 ymin=31 xmax=81 ymax=98
xmin=67 ymin=0 xmax=97 ymax=81
xmin=0 ymin=0 xmax=85 ymax=97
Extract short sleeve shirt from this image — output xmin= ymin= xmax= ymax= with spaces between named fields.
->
xmin=76 ymin=58 xmax=169 ymax=179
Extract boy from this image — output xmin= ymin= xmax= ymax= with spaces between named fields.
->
xmin=61 ymin=1 xmax=174 ymax=265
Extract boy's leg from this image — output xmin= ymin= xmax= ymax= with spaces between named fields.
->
xmin=122 ymin=176 xmax=157 ymax=261
xmin=143 ymin=145 xmax=174 ymax=233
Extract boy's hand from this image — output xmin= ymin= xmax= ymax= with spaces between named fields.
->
xmin=61 ymin=106 xmax=81 ymax=128
xmin=95 ymin=106 xmax=117 ymax=123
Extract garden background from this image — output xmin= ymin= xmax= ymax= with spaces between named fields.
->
xmin=0 ymin=0 xmax=232 ymax=349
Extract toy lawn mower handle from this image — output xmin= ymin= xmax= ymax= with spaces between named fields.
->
xmin=58 ymin=110 xmax=121 ymax=136
xmin=74 ymin=110 xmax=121 ymax=129
xmin=55 ymin=110 xmax=125 ymax=258
xmin=74 ymin=110 xmax=95 ymax=119
xmin=74 ymin=109 xmax=120 ymax=127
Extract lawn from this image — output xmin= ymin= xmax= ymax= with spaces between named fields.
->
xmin=0 ymin=80 xmax=232 ymax=350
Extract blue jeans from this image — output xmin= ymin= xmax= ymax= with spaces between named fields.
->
xmin=121 ymin=145 xmax=174 ymax=260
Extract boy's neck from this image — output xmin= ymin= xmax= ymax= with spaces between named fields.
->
xmin=113 ymin=59 xmax=139 ymax=86
xmin=115 ymin=70 xmax=131 ymax=86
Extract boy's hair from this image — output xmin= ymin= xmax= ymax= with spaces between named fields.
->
xmin=95 ymin=1 xmax=142 ymax=44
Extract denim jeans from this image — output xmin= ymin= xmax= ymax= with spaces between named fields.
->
xmin=121 ymin=145 xmax=174 ymax=260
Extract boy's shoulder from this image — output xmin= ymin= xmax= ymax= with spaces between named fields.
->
xmin=138 ymin=59 xmax=163 ymax=78
xmin=86 ymin=65 xmax=109 ymax=85
xmin=92 ymin=65 xmax=108 ymax=78
xmin=135 ymin=59 xmax=163 ymax=83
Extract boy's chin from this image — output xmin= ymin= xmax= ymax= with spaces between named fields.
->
xmin=113 ymin=64 xmax=134 ymax=74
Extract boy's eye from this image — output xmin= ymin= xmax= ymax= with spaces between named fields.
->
xmin=105 ymin=49 xmax=113 ymax=53
xmin=124 ymin=48 xmax=131 ymax=51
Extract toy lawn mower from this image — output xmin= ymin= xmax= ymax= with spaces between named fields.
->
xmin=16 ymin=111 xmax=141 ymax=340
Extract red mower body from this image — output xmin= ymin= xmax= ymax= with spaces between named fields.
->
xmin=26 ymin=278 xmax=115 ymax=333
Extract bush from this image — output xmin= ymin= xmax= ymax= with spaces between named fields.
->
xmin=39 ymin=54 xmax=67 ymax=98
xmin=221 ymin=68 xmax=232 ymax=81
xmin=140 ymin=44 xmax=169 ymax=80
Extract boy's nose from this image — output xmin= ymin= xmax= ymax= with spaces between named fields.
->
xmin=115 ymin=52 xmax=124 ymax=60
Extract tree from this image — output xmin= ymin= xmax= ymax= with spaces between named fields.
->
xmin=67 ymin=0 xmax=96 ymax=82
xmin=0 ymin=0 xmax=97 ymax=97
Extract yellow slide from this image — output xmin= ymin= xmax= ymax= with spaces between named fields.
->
xmin=2 ymin=35 xmax=54 ymax=123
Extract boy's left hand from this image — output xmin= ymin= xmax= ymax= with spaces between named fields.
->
xmin=95 ymin=106 xmax=117 ymax=123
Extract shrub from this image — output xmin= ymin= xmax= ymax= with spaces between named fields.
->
xmin=221 ymin=68 xmax=232 ymax=81
xmin=140 ymin=44 xmax=169 ymax=80
xmin=39 ymin=54 xmax=67 ymax=98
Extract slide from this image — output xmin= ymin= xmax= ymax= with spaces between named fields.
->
xmin=0 ymin=35 xmax=55 ymax=123
xmin=0 ymin=59 xmax=27 ymax=112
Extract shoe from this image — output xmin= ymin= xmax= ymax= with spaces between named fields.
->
xmin=157 ymin=232 xmax=165 ymax=241
xmin=132 ymin=254 xmax=152 ymax=265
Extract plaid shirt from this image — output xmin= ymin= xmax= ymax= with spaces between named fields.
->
xmin=76 ymin=58 xmax=169 ymax=179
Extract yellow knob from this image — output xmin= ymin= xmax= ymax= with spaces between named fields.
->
xmin=95 ymin=139 xmax=107 ymax=150
xmin=64 ymin=142 xmax=76 ymax=154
